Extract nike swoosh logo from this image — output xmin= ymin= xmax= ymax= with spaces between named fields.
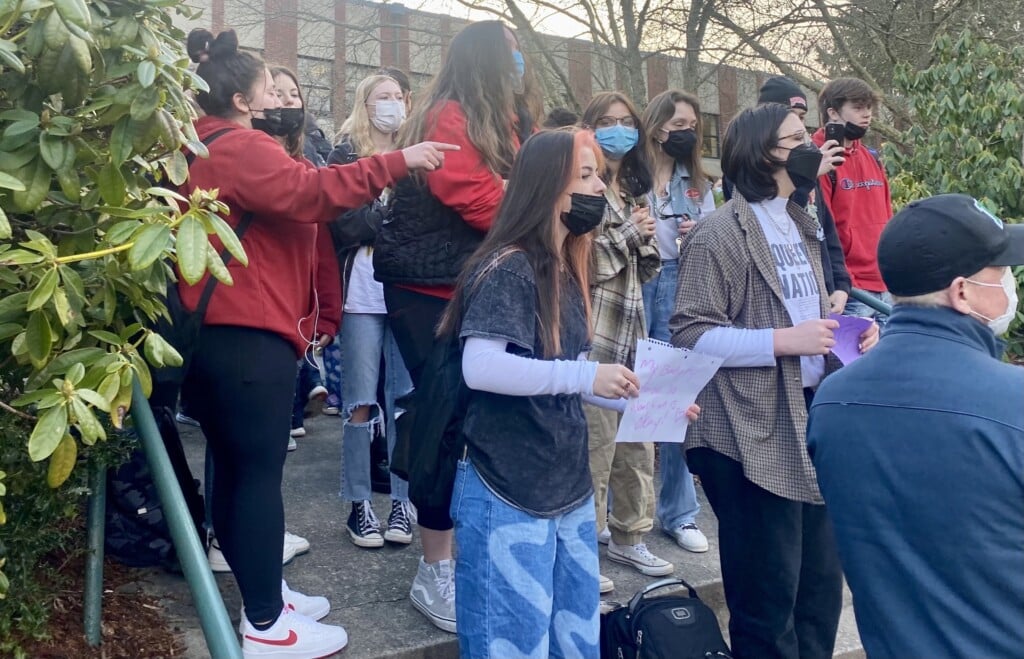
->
xmin=245 ymin=630 xmax=298 ymax=646
xmin=412 ymin=583 xmax=435 ymax=606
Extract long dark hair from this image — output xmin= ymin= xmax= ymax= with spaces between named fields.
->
xmin=641 ymin=89 xmax=707 ymax=193
xmin=269 ymin=66 xmax=306 ymax=158
xmin=721 ymin=103 xmax=790 ymax=203
xmin=187 ymin=29 xmax=265 ymax=118
xmin=438 ymin=129 xmax=601 ymax=356
xmin=581 ymin=91 xmax=652 ymax=198
xmin=398 ymin=20 xmax=519 ymax=177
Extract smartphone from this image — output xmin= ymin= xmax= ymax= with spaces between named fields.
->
xmin=824 ymin=122 xmax=845 ymax=144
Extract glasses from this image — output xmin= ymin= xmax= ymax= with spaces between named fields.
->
xmin=778 ymin=130 xmax=809 ymax=145
xmin=594 ymin=115 xmax=637 ymax=129
xmin=655 ymin=195 xmax=702 ymax=222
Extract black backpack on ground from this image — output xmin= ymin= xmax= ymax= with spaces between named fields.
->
xmin=601 ymin=578 xmax=732 ymax=659
xmin=105 ymin=407 xmax=207 ymax=570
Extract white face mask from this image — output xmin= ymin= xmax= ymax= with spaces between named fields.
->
xmin=966 ymin=268 xmax=1019 ymax=335
xmin=370 ymin=99 xmax=406 ymax=133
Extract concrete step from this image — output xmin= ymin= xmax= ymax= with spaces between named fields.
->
xmin=141 ymin=413 xmax=862 ymax=658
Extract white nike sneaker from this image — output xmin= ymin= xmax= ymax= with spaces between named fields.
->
xmin=241 ymin=606 xmax=347 ymax=658
xmin=239 ymin=581 xmax=330 ymax=635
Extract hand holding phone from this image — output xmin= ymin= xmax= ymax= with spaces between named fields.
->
xmin=824 ymin=122 xmax=845 ymax=144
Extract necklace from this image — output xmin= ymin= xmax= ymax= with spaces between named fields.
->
xmin=759 ymin=201 xmax=794 ymax=241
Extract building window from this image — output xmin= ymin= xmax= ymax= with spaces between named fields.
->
xmin=702 ymin=113 xmax=721 ymax=159
xmin=297 ymin=56 xmax=333 ymax=123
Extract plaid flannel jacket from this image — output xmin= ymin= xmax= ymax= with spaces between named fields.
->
xmin=670 ymin=193 xmax=841 ymax=503
xmin=589 ymin=192 xmax=661 ymax=367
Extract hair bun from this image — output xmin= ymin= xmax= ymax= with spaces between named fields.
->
xmin=210 ymin=29 xmax=240 ymax=59
xmin=187 ymin=29 xmax=214 ymax=64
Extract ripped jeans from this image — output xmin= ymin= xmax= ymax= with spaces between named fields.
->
xmin=340 ymin=312 xmax=413 ymax=502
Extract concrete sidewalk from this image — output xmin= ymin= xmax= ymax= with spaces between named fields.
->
xmin=140 ymin=412 xmax=863 ymax=658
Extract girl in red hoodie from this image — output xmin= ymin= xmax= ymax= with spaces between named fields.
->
xmin=180 ymin=28 xmax=454 ymax=658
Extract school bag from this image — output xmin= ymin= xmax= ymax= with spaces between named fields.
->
xmin=389 ymin=329 xmax=468 ymax=514
xmin=601 ymin=578 xmax=732 ymax=659
xmin=105 ymin=407 xmax=207 ymax=570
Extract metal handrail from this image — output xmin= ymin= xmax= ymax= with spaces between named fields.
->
xmin=849 ymin=288 xmax=893 ymax=316
xmin=83 ymin=378 xmax=242 ymax=658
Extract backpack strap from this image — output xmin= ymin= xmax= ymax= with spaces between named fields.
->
xmin=184 ymin=127 xmax=254 ymax=320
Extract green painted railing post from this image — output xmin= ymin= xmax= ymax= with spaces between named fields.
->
xmin=130 ymin=377 xmax=242 ymax=659
xmin=849 ymin=288 xmax=894 ymax=317
xmin=84 ymin=458 xmax=106 ymax=646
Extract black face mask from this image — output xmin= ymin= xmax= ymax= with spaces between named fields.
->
xmin=661 ymin=129 xmax=697 ymax=162
xmin=561 ymin=193 xmax=606 ymax=235
xmin=252 ymin=107 xmax=305 ymax=137
xmin=843 ymin=121 xmax=867 ymax=141
xmin=783 ymin=144 xmax=824 ymax=192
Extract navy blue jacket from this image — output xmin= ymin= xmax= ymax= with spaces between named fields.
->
xmin=807 ymin=305 xmax=1024 ymax=658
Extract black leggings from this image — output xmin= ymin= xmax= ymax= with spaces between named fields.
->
xmin=383 ymin=285 xmax=454 ymax=531
xmin=183 ymin=326 xmax=295 ymax=623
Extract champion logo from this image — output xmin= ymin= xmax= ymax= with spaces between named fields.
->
xmin=244 ymin=630 xmax=299 ymax=646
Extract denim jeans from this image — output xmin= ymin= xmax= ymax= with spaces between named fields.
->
xmin=322 ymin=342 xmax=342 ymax=403
xmin=450 ymin=460 xmax=600 ymax=659
xmin=641 ymin=259 xmax=701 ymax=530
xmin=340 ymin=313 xmax=413 ymax=502
xmin=843 ymin=289 xmax=893 ymax=325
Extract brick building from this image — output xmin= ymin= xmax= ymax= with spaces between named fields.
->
xmin=178 ymin=0 xmax=821 ymax=174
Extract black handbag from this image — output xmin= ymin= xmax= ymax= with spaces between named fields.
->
xmin=601 ymin=578 xmax=731 ymax=659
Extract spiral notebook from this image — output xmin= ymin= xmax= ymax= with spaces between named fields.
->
xmin=615 ymin=338 xmax=722 ymax=444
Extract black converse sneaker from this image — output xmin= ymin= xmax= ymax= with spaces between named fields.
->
xmin=383 ymin=500 xmax=415 ymax=544
xmin=346 ymin=500 xmax=383 ymax=548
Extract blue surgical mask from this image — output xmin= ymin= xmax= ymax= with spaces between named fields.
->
xmin=595 ymin=125 xmax=639 ymax=160
xmin=512 ymin=50 xmax=525 ymax=80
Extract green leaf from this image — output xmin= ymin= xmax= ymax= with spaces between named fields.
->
xmin=25 ymin=310 xmax=53 ymax=367
xmin=11 ymin=388 xmax=56 ymax=406
xmin=52 ymin=287 xmax=72 ymax=326
xmin=11 ymin=159 xmax=50 ymax=212
xmin=70 ymin=397 xmax=104 ymax=444
xmin=208 ymin=213 xmax=248 ymax=266
xmin=128 ymin=223 xmax=171 ymax=270
xmin=47 ymin=434 xmax=77 ymax=488
xmin=3 ymin=119 xmax=40 ymax=139
xmin=130 ymin=85 xmax=160 ymax=121
xmin=205 ymin=242 xmax=233 ymax=284
xmin=27 ymin=268 xmax=59 ymax=311
xmin=0 ymin=322 xmax=21 ymax=341
xmin=43 ymin=8 xmax=69 ymax=50
xmin=0 ymin=171 xmax=26 ymax=191
xmin=53 ymin=0 xmax=91 ymax=29
xmin=0 ymin=206 xmax=9 ymax=239
xmin=39 ymin=132 xmax=67 ymax=170
xmin=66 ymin=361 xmax=85 ymax=385
xmin=0 ymin=38 xmax=26 ymax=74
xmin=98 ymin=372 xmax=120 ymax=402
xmin=143 ymin=331 xmax=164 ymax=367
xmin=88 ymin=329 xmax=122 ymax=345
xmin=97 ymin=161 xmax=126 ymax=205
xmin=109 ymin=116 xmax=132 ymax=164
xmin=137 ymin=60 xmax=156 ymax=87
xmin=130 ymin=350 xmax=152 ymax=398
xmin=25 ymin=346 xmax=106 ymax=390
xmin=105 ymin=220 xmax=140 ymax=244
xmin=176 ymin=215 xmax=206 ymax=284
xmin=164 ymin=149 xmax=188 ymax=186
xmin=76 ymin=387 xmax=111 ymax=413
xmin=28 ymin=404 xmax=68 ymax=461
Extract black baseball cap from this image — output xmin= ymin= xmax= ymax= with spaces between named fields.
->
xmin=878 ymin=194 xmax=1024 ymax=296
xmin=758 ymin=76 xmax=807 ymax=111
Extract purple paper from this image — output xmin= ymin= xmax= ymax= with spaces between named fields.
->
xmin=828 ymin=313 xmax=873 ymax=365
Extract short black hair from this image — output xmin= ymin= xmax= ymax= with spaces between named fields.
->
xmin=542 ymin=107 xmax=579 ymax=129
xmin=721 ymin=103 xmax=790 ymax=203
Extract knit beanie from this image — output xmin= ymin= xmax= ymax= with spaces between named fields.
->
xmin=758 ymin=76 xmax=807 ymax=110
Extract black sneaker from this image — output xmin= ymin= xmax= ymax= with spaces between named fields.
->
xmin=383 ymin=500 xmax=415 ymax=544
xmin=346 ymin=501 xmax=383 ymax=548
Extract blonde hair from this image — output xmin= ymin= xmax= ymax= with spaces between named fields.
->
xmin=337 ymin=74 xmax=399 ymax=157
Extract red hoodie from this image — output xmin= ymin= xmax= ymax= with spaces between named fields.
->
xmin=402 ymin=100 xmax=515 ymax=299
xmin=180 ymin=116 xmax=408 ymax=355
xmin=812 ymin=128 xmax=892 ymax=292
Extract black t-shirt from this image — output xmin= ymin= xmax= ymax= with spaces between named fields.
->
xmin=459 ymin=250 xmax=593 ymax=517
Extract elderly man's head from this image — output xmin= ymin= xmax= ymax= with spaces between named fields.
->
xmin=878 ymin=194 xmax=1023 ymax=334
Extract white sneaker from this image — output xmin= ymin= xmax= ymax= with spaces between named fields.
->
xmin=208 ymin=533 xmax=303 ymax=573
xmin=667 ymin=523 xmax=709 ymax=553
xmin=241 ymin=606 xmax=347 ymax=658
xmin=289 ymin=427 xmax=305 ymax=439
xmin=599 ymin=574 xmax=614 ymax=594
xmin=607 ymin=540 xmax=675 ymax=577
xmin=284 ymin=531 xmax=310 ymax=556
xmin=409 ymin=557 xmax=457 ymax=633
xmin=239 ymin=581 xmax=330 ymax=635
xmin=305 ymin=385 xmax=328 ymax=417
xmin=287 ymin=437 xmax=298 ymax=451
xmin=597 ymin=527 xmax=611 ymax=545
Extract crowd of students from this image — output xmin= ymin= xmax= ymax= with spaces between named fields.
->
xmin=173 ymin=16 xmax=1021 ymax=659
